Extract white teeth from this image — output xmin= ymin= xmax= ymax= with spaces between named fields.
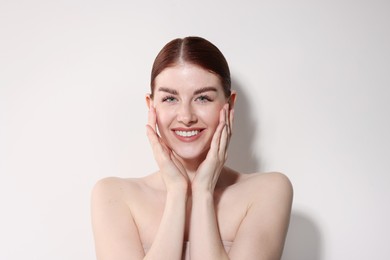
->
xmin=175 ymin=130 xmax=200 ymax=137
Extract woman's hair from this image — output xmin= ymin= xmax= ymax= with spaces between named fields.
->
xmin=150 ymin=36 xmax=231 ymax=98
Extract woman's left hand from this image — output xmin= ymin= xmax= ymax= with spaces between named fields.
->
xmin=192 ymin=103 xmax=234 ymax=193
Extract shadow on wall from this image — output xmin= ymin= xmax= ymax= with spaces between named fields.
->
xmin=226 ymin=77 xmax=260 ymax=173
xmin=282 ymin=211 xmax=323 ymax=260
xmin=228 ymin=79 xmax=322 ymax=259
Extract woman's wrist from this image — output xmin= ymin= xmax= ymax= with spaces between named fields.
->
xmin=191 ymin=181 xmax=217 ymax=195
xmin=191 ymin=188 xmax=214 ymax=201
xmin=166 ymin=187 xmax=189 ymax=199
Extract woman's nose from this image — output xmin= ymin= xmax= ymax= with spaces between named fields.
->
xmin=176 ymin=103 xmax=197 ymax=125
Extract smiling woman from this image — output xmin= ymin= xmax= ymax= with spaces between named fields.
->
xmin=91 ymin=36 xmax=293 ymax=260
xmin=149 ymin=64 xmax=227 ymax=164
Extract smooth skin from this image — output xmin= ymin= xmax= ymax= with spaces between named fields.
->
xmin=91 ymin=64 xmax=293 ymax=260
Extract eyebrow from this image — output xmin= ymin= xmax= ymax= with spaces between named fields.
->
xmin=158 ymin=87 xmax=178 ymax=95
xmin=193 ymin=86 xmax=218 ymax=95
xmin=157 ymin=86 xmax=218 ymax=95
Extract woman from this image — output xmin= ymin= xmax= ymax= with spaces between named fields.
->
xmin=91 ymin=36 xmax=293 ymax=260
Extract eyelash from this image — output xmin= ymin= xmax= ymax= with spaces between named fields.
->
xmin=161 ymin=95 xmax=177 ymax=102
xmin=195 ymin=95 xmax=213 ymax=102
xmin=161 ymin=95 xmax=213 ymax=103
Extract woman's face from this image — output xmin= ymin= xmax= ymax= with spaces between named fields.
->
xmin=149 ymin=63 xmax=229 ymax=160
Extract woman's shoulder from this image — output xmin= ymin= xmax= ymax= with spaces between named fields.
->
xmin=244 ymin=171 xmax=292 ymax=188
xmin=223 ymin=169 xmax=293 ymax=198
xmin=92 ymin=176 xmax=141 ymax=192
xmin=91 ymin=173 xmax=160 ymax=201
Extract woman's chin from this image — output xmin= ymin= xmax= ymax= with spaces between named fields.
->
xmin=172 ymin=148 xmax=208 ymax=162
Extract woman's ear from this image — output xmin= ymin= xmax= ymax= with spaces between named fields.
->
xmin=145 ymin=94 xmax=153 ymax=109
xmin=228 ymin=91 xmax=237 ymax=110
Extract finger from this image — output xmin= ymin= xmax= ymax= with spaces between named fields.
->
xmin=219 ymin=105 xmax=232 ymax=159
xmin=146 ymin=124 xmax=161 ymax=149
xmin=147 ymin=125 xmax=175 ymax=169
xmin=229 ymin=108 xmax=234 ymax=136
xmin=209 ymin=108 xmax=226 ymax=155
xmin=171 ymin=152 xmax=188 ymax=179
xmin=146 ymin=124 xmax=170 ymax=158
xmin=147 ymin=106 xmax=157 ymax=132
xmin=225 ymin=104 xmax=230 ymax=137
xmin=219 ymin=114 xmax=229 ymax=159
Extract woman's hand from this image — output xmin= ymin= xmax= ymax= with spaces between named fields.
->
xmin=192 ymin=103 xmax=234 ymax=193
xmin=146 ymin=106 xmax=189 ymax=192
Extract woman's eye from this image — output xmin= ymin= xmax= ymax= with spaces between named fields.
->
xmin=162 ymin=96 xmax=177 ymax=103
xmin=195 ymin=95 xmax=212 ymax=103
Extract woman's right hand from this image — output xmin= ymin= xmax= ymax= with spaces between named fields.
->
xmin=146 ymin=106 xmax=189 ymax=192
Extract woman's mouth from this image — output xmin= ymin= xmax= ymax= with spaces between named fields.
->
xmin=172 ymin=129 xmax=204 ymax=142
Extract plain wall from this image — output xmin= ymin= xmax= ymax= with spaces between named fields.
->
xmin=1 ymin=0 xmax=389 ymax=259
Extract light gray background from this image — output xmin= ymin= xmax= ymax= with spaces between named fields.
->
xmin=1 ymin=0 xmax=389 ymax=259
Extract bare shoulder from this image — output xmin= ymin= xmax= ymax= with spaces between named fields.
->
xmin=217 ymin=170 xmax=293 ymax=256
xmin=228 ymin=171 xmax=293 ymax=202
xmin=91 ymin=176 xmax=154 ymax=259
xmin=246 ymin=172 xmax=292 ymax=191
xmin=91 ymin=175 xmax=154 ymax=205
xmin=92 ymin=176 xmax=137 ymax=196
xmin=230 ymin=169 xmax=291 ymax=187
xmin=222 ymin=172 xmax=293 ymax=259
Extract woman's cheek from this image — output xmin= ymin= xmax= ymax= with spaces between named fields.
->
xmin=198 ymin=106 xmax=221 ymax=128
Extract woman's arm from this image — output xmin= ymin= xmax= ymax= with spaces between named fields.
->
xmin=189 ymin=105 xmax=231 ymax=260
xmin=190 ymin=105 xmax=293 ymax=260
xmin=190 ymin=190 xmax=230 ymax=260
xmin=144 ymin=189 xmax=188 ymax=260
xmin=190 ymin=172 xmax=293 ymax=260
xmin=228 ymin=173 xmax=293 ymax=260
xmin=92 ymin=106 xmax=190 ymax=260
xmin=91 ymin=178 xmax=145 ymax=260
xmin=143 ymin=105 xmax=189 ymax=259
xmin=91 ymin=178 xmax=188 ymax=260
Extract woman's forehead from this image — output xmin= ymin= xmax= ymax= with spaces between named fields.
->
xmin=154 ymin=64 xmax=223 ymax=93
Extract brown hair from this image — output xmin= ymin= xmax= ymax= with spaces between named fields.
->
xmin=150 ymin=36 xmax=231 ymax=98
